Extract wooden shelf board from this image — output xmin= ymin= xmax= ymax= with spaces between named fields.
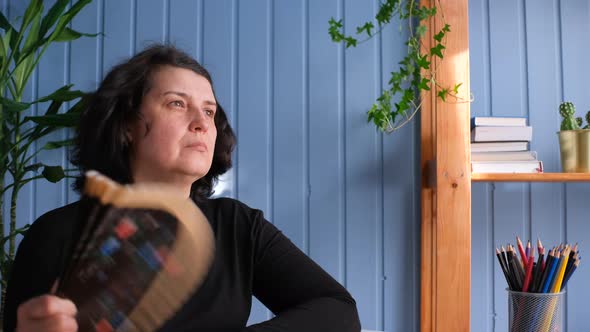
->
xmin=471 ymin=172 xmax=590 ymax=182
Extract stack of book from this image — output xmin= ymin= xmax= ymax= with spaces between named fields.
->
xmin=470 ymin=117 xmax=543 ymax=173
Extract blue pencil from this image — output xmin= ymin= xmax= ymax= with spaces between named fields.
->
xmin=541 ymin=251 xmax=560 ymax=293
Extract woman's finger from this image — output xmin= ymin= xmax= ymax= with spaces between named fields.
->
xmin=17 ymin=295 xmax=77 ymax=320
xmin=16 ymin=313 xmax=78 ymax=332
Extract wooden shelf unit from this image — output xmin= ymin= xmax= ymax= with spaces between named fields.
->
xmin=471 ymin=172 xmax=590 ymax=182
xmin=419 ymin=2 xmax=589 ymax=331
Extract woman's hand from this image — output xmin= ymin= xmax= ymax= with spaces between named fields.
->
xmin=16 ymin=295 xmax=77 ymax=332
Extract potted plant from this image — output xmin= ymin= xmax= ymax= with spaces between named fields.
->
xmin=329 ymin=0 xmax=462 ymax=133
xmin=0 ymin=0 xmax=96 ymax=320
xmin=557 ymin=101 xmax=590 ymax=172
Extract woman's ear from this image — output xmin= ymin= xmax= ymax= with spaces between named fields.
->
xmin=124 ymin=125 xmax=135 ymax=145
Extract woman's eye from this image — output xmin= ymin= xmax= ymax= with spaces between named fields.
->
xmin=205 ymin=109 xmax=215 ymax=117
xmin=169 ymin=100 xmax=185 ymax=108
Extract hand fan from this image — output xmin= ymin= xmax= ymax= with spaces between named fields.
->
xmin=57 ymin=171 xmax=214 ymax=332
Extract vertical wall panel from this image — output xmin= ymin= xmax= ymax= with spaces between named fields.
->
xmin=524 ymin=5 xmax=565 ymax=330
xmin=489 ymin=0 xmax=529 ymax=329
xmin=69 ymin=0 xmax=102 ymax=204
xmin=344 ymin=0 xmax=380 ymax=328
xmin=236 ymin=0 xmax=272 ymax=325
xmin=35 ymin=0 xmax=68 ymax=218
xmin=380 ymin=12 xmax=419 ymax=332
xmin=135 ymin=0 xmax=166 ymax=48
xmin=560 ymin=1 xmax=590 ymax=330
xmin=102 ymin=0 xmax=133 ymax=73
xmin=202 ymin=0 xmax=235 ymax=198
xmin=308 ymin=0 xmax=344 ymax=283
xmin=168 ymin=0 xmax=201 ymax=58
xmin=273 ymin=0 xmax=306 ymax=249
xmin=469 ymin=0 xmax=493 ymax=330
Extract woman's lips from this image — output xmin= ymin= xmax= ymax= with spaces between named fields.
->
xmin=186 ymin=142 xmax=208 ymax=152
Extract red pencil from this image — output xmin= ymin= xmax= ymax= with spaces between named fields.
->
xmin=522 ymin=253 xmax=535 ymax=292
xmin=516 ymin=236 xmax=527 ymax=266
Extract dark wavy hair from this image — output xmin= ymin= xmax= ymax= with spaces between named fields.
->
xmin=71 ymin=44 xmax=236 ymax=199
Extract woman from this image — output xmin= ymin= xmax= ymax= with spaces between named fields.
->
xmin=3 ymin=45 xmax=361 ymax=332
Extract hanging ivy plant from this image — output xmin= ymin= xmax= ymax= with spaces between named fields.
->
xmin=329 ymin=0 xmax=462 ymax=133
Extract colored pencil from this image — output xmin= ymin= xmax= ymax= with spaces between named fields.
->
xmin=516 ymin=236 xmax=527 ymax=267
xmin=522 ymin=253 xmax=534 ymax=292
xmin=538 ymin=238 xmax=545 ymax=271
xmin=561 ymin=259 xmax=580 ymax=292
xmin=542 ymin=250 xmax=560 ymax=293
xmin=551 ymin=247 xmax=570 ymax=293
xmin=496 ymin=248 xmax=514 ymax=290
xmin=509 ymin=249 xmax=523 ymax=290
xmin=531 ymin=246 xmax=544 ymax=293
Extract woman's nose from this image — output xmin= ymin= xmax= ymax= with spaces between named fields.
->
xmin=189 ymin=109 xmax=209 ymax=132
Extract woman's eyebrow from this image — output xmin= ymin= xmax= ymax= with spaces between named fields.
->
xmin=162 ymin=91 xmax=189 ymax=98
xmin=162 ymin=91 xmax=216 ymax=106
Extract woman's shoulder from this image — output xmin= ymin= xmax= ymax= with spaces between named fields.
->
xmin=196 ymin=197 xmax=265 ymax=227
xmin=26 ymin=201 xmax=81 ymax=239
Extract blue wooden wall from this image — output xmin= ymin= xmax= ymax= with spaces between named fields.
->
xmin=470 ymin=0 xmax=590 ymax=331
xmin=1 ymin=0 xmax=420 ymax=330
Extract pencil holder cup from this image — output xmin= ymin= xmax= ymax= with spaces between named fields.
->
xmin=507 ymin=290 xmax=564 ymax=332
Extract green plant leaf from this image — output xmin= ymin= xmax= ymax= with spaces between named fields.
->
xmin=65 ymin=95 xmax=89 ymax=114
xmin=38 ymin=0 xmax=70 ymax=39
xmin=14 ymin=9 xmax=43 ymax=91
xmin=24 ymin=112 xmax=79 ymax=127
xmin=419 ymin=78 xmax=431 ymax=91
xmin=46 ymin=0 xmax=93 ymax=44
xmin=23 ymin=162 xmax=44 ymax=173
xmin=22 ymin=9 xmax=42 ymax=52
xmin=0 ymin=224 xmax=30 ymax=248
xmin=42 ymin=138 xmax=74 ymax=150
xmin=438 ymin=88 xmax=449 ymax=102
xmin=452 ymin=83 xmax=462 ymax=94
xmin=0 ymin=28 xmax=12 ymax=63
xmin=430 ymin=43 xmax=445 ymax=58
xmin=53 ymin=27 xmax=99 ymax=42
xmin=20 ymin=0 xmax=43 ymax=31
xmin=328 ymin=17 xmax=344 ymax=42
xmin=42 ymin=99 xmax=63 ymax=116
xmin=42 ymin=165 xmax=65 ymax=183
xmin=433 ymin=30 xmax=445 ymax=42
xmin=356 ymin=22 xmax=374 ymax=37
xmin=416 ymin=25 xmax=427 ymax=38
xmin=344 ymin=36 xmax=357 ymax=48
xmin=0 ymin=96 xmax=31 ymax=113
xmin=0 ymin=11 xmax=13 ymax=31
xmin=36 ymin=84 xmax=85 ymax=103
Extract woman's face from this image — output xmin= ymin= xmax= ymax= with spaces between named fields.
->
xmin=129 ymin=65 xmax=217 ymax=188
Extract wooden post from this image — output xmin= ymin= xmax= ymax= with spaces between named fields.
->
xmin=421 ymin=0 xmax=471 ymax=331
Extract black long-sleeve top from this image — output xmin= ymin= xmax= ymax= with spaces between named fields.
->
xmin=3 ymin=197 xmax=361 ymax=331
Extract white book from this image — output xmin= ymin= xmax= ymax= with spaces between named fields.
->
xmin=473 ymin=116 xmax=527 ymax=127
xmin=471 ymin=160 xmax=543 ymax=173
xmin=471 ymin=126 xmax=533 ymax=142
xmin=471 ymin=151 xmax=537 ymax=162
xmin=471 ymin=141 xmax=528 ymax=152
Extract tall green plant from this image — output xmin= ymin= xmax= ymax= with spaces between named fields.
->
xmin=0 ymin=0 xmax=96 ymax=313
xmin=329 ymin=0 xmax=462 ymax=133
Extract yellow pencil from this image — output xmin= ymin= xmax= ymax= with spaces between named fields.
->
xmin=551 ymin=246 xmax=571 ymax=293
